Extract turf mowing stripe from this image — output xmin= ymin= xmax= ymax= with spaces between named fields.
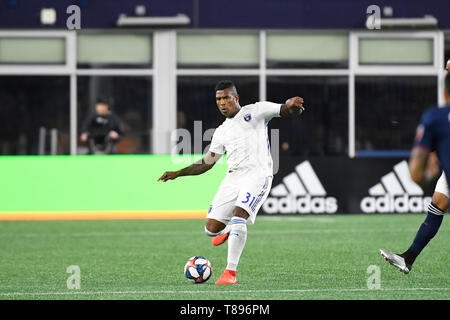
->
xmin=0 ymin=287 xmax=448 ymax=297
xmin=0 ymin=210 xmax=206 ymax=221
xmin=0 ymin=213 xmax=339 ymax=222
xmin=258 ymin=216 xmax=337 ymax=223
xmin=1 ymin=228 xmax=448 ymax=239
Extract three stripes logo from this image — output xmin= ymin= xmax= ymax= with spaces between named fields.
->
xmin=263 ymin=160 xmax=338 ymax=214
xmin=360 ymin=160 xmax=431 ymax=213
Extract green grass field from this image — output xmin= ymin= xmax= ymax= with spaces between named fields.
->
xmin=0 ymin=214 xmax=448 ymax=300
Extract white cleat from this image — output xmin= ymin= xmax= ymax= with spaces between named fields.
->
xmin=380 ymin=249 xmax=411 ymax=274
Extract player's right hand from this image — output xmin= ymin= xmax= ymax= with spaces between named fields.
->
xmin=285 ymin=96 xmax=305 ymax=114
xmin=157 ymin=171 xmax=179 ymax=182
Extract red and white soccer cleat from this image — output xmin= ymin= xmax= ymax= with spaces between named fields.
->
xmin=211 ymin=232 xmax=229 ymax=246
xmin=215 ymin=269 xmax=237 ymax=285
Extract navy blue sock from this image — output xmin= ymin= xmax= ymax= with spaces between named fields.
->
xmin=408 ymin=202 xmax=444 ymax=260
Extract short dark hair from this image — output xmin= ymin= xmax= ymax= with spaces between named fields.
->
xmin=215 ymin=80 xmax=237 ymax=93
xmin=96 ymin=98 xmax=110 ymax=106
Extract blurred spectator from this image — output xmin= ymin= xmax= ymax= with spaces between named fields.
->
xmin=80 ymin=99 xmax=124 ymax=154
xmin=177 ymin=110 xmax=187 ymax=129
xmin=0 ymin=92 xmax=31 ymax=155
xmin=280 ymin=141 xmax=292 ymax=156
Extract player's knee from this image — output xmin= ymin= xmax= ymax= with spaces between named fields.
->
xmin=232 ymin=206 xmax=249 ymax=220
xmin=205 ymin=219 xmax=225 ymax=236
xmin=432 ymin=192 xmax=448 ymax=211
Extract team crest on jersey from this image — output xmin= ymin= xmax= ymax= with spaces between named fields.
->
xmin=414 ymin=124 xmax=424 ymax=142
xmin=244 ymin=113 xmax=252 ymax=121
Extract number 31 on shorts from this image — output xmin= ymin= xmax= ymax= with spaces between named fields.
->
xmin=241 ymin=192 xmax=256 ymax=207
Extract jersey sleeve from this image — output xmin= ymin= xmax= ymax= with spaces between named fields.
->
xmin=208 ymin=129 xmax=225 ymax=155
xmin=414 ymin=108 xmax=436 ymax=151
xmin=254 ymin=101 xmax=282 ymax=121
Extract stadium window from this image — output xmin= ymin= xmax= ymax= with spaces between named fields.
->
xmin=267 ymin=76 xmax=348 ymax=156
xmin=77 ymin=76 xmax=153 ymax=154
xmin=266 ymin=33 xmax=348 ymax=69
xmin=358 ymin=38 xmax=434 ymax=65
xmin=177 ymin=76 xmax=259 ymax=154
xmin=177 ymin=33 xmax=259 ymax=69
xmin=355 ymin=76 xmax=437 ymax=156
xmin=0 ymin=76 xmax=70 ymax=155
xmin=0 ymin=37 xmax=65 ymax=64
xmin=77 ymin=33 xmax=152 ymax=68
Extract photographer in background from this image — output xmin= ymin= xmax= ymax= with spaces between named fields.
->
xmin=80 ymin=99 xmax=124 ymax=154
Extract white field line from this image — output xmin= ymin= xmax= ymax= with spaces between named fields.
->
xmin=0 ymin=287 xmax=448 ymax=297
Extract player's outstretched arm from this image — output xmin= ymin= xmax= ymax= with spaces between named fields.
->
xmin=280 ymin=96 xmax=305 ymax=117
xmin=157 ymin=151 xmax=222 ymax=182
xmin=409 ymin=146 xmax=431 ymax=184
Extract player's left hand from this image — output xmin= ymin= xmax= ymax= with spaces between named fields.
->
xmin=285 ymin=96 xmax=305 ymax=115
xmin=157 ymin=171 xmax=180 ymax=182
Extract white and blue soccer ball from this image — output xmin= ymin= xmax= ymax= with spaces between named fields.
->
xmin=184 ymin=256 xmax=212 ymax=283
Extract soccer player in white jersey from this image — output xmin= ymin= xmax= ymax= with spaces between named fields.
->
xmin=158 ymin=80 xmax=304 ymax=284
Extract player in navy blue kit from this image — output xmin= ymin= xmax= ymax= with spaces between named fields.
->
xmin=380 ymin=60 xmax=450 ymax=273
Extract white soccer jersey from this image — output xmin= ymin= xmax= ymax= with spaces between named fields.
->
xmin=209 ymin=101 xmax=282 ymax=177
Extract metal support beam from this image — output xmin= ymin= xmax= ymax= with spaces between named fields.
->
xmin=152 ymin=30 xmax=177 ymax=154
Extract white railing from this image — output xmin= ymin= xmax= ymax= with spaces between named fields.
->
xmin=0 ymin=29 xmax=444 ymax=156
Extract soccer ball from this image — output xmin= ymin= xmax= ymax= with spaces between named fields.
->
xmin=184 ymin=256 xmax=212 ymax=283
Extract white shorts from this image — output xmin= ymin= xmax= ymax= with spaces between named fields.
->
xmin=207 ymin=174 xmax=273 ymax=225
xmin=435 ymin=171 xmax=449 ymax=198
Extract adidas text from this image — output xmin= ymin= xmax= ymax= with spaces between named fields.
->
xmin=361 ymin=160 xmax=432 ymax=213
xmin=263 ymin=195 xmax=338 ymax=214
xmin=360 ymin=194 xmax=431 ymax=213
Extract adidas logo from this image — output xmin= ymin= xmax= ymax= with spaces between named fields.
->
xmin=360 ymin=160 xmax=431 ymax=213
xmin=263 ymin=161 xmax=338 ymax=214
